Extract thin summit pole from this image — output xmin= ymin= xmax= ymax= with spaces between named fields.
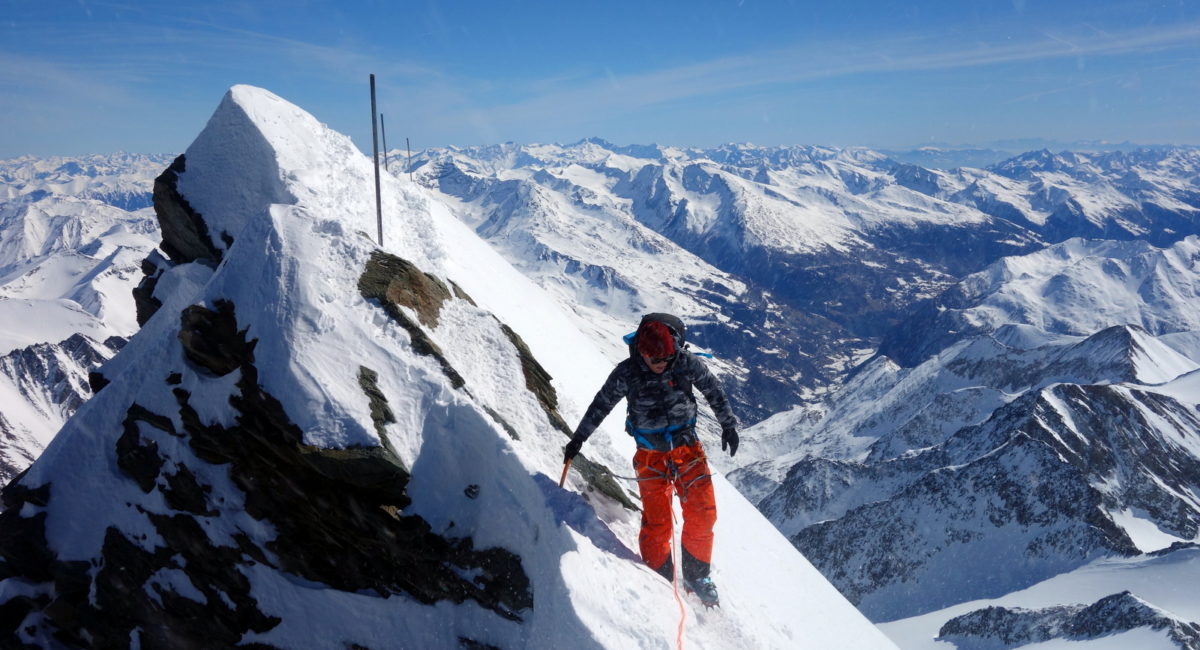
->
xmin=380 ymin=113 xmax=389 ymax=171
xmin=370 ymin=74 xmax=383 ymax=246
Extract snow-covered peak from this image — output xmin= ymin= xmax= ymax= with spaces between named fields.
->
xmin=882 ymin=236 xmax=1200 ymax=366
xmin=0 ymin=86 xmax=893 ymax=649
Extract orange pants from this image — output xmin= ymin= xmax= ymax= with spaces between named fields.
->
xmin=633 ymin=442 xmax=717 ymax=578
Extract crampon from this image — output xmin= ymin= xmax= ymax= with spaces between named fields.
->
xmin=684 ymin=576 xmax=720 ymax=608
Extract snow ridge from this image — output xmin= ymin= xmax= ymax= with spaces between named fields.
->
xmin=0 ymin=86 xmax=893 ymax=649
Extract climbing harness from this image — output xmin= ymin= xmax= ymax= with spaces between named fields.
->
xmin=612 ymin=453 xmax=712 ymax=503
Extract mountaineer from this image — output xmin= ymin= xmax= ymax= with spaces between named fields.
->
xmin=564 ymin=313 xmax=739 ymax=607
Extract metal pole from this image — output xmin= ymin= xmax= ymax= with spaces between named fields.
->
xmin=406 ymin=137 xmax=413 ymax=182
xmin=370 ymin=74 xmax=383 ymax=246
xmin=381 ymin=113 xmax=389 ymax=172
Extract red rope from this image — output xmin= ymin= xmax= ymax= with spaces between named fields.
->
xmin=671 ymin=507 xmax=686 ymax=650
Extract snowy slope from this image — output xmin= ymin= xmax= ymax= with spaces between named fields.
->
xmin=0 ymin=194 xmax=159 ymax=353
xmin=0 ymin=86 xmax=893 ymax=649
xmin=880 ymin=545 xmax=1200 ymax=650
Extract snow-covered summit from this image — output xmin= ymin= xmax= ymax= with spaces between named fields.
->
xmin=0 ymin=85 xmax=893 ymax=649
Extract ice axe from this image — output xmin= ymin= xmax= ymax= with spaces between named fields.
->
xmin=557 ymin=458 xmax=572 ymax=488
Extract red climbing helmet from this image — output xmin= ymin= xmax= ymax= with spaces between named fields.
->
xmin=637 ymin=320 xmax=676 ymax=361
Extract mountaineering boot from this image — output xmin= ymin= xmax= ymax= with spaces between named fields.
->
xmin=653 ymin=557 xmax=674 ymax=582
xmin=683 ymin=576 xmax=719 ymax=607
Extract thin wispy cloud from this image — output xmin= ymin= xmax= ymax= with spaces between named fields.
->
xmin=2 ymin=2 xmax=1198 ymax=155
xmin=454 ymin=19 xmax=1200 ymax=132
xmin=0 ymin=51 xmax=138 ymax=107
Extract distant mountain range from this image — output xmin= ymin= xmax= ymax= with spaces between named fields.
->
xmin=3 ymin=133 xmax=1200 ymax=648
xmin=406 ymin=139 xmax=1200 ymax=647
xmin=410 ymin=140 xmax=1200 ymax=421
xmin=0 ymin=154 xmax=166 ymax=481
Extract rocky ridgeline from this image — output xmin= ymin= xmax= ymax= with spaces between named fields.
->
xmin=740 ymin=321 xmax=1200 ymax=621
xmin=0 ymin=137 xmax=655 ymax=645
xmin=0 ymin=296 xmax=531 ymax=646
xmin=938 ymin=591 xmax=1200 ymax=650
xmin=0 ymin=334 xmax=124 ymax=484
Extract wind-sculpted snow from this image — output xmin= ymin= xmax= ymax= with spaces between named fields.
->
xmin=0 ymin=86 xmax=895 ymax=649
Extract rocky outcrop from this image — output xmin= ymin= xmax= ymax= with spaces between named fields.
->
xmin=151 ymin=155 xmax=223 ymax=265
xmin=358 ymin=251 xmax=636 ymax=511
xmin=131 ymin=252 xmax=166 ymax=327
xmin=0 ymin=299 xmax=534 ymax=646
xmin=358 ymin=250 xmax=465 ymax=388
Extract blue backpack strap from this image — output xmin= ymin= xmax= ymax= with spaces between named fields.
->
xmin=627 ymin=418 xmax=698 ymax=449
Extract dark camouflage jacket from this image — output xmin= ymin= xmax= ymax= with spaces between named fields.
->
xmin=572 ymin=349 xmax=738 ymax=450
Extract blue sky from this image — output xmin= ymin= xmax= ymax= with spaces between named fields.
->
xmin=2 ymin=0 xmax=1199 ymax=157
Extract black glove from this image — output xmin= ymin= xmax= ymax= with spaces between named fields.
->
xmin=721 ymin=425 xmax=739 ymax=457
xmin=564 ymin=436 xmax=584 ymax=462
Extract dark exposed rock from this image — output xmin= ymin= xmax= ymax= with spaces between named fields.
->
xmin=571 ymin=455 xmax=639 ymax=512
xmin=0 ymin=297 xmax=534 ymax=645
xmin=358 ymin=250 xmax=453 ymax=328
xmin=358 ymin=250 xmax=465 ymax=389
xmin=493 ymin=321 xmax=637 ymax=510
xmin=483 ymin=405 xmax=520 ymax=440
xmin=497 ymin=321 xmax=570 ymax=436
xmin=449 ymin=280 xmax=477 ymax=305
xmin=152 ymin=155 xmax=223 ymax=265
xmin=178 ymin=300 xmax=258 ymax=377
xmin=87 ymin=371 xmax=109 ymax=394
xmin=162 ymin=465 xmax=216 ymax=516
xmin=115 ymin=404 xmax=170 ymax=493
xmin=179 ymin=363 xmax=528 ymax=619
xmin=358 ymin=366 xmax=397 ymax=439
xmin=459 ymin=637 xmax=503 ymax=650
xmin=132 ymin=253 xmax=165 ymax=327
xmin=0 ymin=506 xmax=54 ymax=582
